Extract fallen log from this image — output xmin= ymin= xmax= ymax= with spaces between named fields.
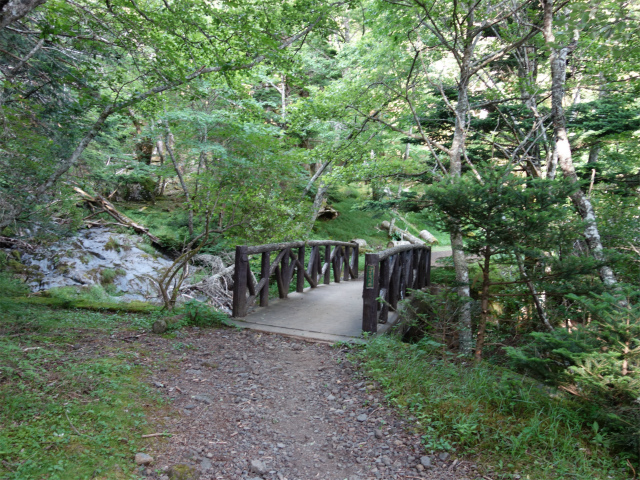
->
xmin=74 ymin=187 xmax=163 ymax=247
xmin=381 ymin=220 xmax=438 ymax=246
xmin=386 ymin=240 xmax=412 ymax=248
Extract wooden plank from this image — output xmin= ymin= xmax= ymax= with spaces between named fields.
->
xmin=232 ymin=245 xmax=249 ymax=317
xmin=362 ymin=253 xmax=380 ymax=333
xmin=389 ymin=254 xmax=401 ymax=310
xmin=247 ymin=267 xmax=256 ymax=296
xmin=275 ymin=265 xmax=286 ymax=299
xmin=426 ymin=248 xmax=432 ymax=287
xmin=296 ymin=246 xmax=305 ymax=293
xmin=343 ymin=246 xmax=350 ymax=281
xmin=295 ymin=257 xmax=317 ymax=288
xmin=324 ymin=245 xmax=331 ymax=285
xmin=378 ymin=243 xmax=426 ymax=260
xmin=306 ymin=246 xmax=318 ymax=288
xmin=352 ymin=245 xmax=359 ymax=278
xmin=260 ymin=251 xmax=270 ymax=307
xmin=379 ymin=258 xmax=390 ymax=323
xmin=406 ymin=250 xmax=414 ymax=291
xmin=333 ymin=246 xmax=341 ymax=283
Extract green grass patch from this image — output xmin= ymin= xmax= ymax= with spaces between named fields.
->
xmin=312 ymin=185 xmax=449 ymax=248
xmin=0 ymin=301 xmax=165 ymax=479
xmin=353 ymin=336 xmax=630 ymax=480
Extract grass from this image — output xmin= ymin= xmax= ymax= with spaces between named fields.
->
xmin=353 ymin=335 xmax=630 ymax=480
xmin=0 ymin=298 xmax=161 ymax=479
xmin=312 ymin=185 xmax=450 ymax=249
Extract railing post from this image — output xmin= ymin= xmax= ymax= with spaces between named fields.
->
xmin=362 ymin=253 xmax=380 ymax=333
xmin=379 ymin=258 xmax=390 ymax=324
xmin=232 ymin=245 xmax=249 ymax=317
xmin=260 ymin=251 xmax=270 ymax=307
xmin=426 ymin=247 xmax=432 ymax=287
xmin=343 ymin=246 xmax=350 ymax=281
xmin=333 ymin=246 xmax=341 ymax=283
xmin=324 ymin=245 xmax=331 ymax=285
xmin=352 ymin=244 xmax=359 ymax=278
xmin=296 ymin=246 xmax=305 ymax=293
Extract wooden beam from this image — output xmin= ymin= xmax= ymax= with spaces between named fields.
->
xmin=232 ymin=245 xmax=249 ymax=317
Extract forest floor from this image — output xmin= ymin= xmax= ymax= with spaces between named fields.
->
xmin=135 ymin=327 xmax=475 ymax=480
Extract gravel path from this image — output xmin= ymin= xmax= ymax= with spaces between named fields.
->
xmin=139 ymin=328 xmax=477 ymax=480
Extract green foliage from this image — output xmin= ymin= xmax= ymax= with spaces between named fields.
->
xmin=506 ymin=288 xmax=640 ymax=457
xmin=0 ymin=301 xmax=166 ymax=478
xmin=355 ymin=336 xmax=630 ymax=479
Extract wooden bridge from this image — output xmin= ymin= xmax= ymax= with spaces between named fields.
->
xmin=230 ymin=241 xmax=431 ymax=342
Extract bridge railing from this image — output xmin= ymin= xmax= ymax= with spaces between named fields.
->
xmin=232 ymin=240 xmax=359 ymax=317
xmin=362 ymin=244 xmax=431 ymax=333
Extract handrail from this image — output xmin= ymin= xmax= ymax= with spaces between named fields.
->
xmin=246 ymin=240 xmax=357 ymax=254
xmin=362 ymin=244 xmax=431 ymax=333
xmin=232 ymin=239 xmax=359 ymax=317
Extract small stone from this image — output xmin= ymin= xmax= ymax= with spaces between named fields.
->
xmin=276 ymin=443 xmax=285 ymax=448
xmin=193 ymin=394 xmax=214 ymax=404
xmin=250 ymin=459 xmax=267 ymax=475
xmin=152 ymin=319 xmax=167 ymax=334
xmin=135 ymin=453 xmax=153 ymax=465
xmin=374 ymin=429 xmax=383 ymax=439
xmin=382 ymin=456 xmax=392 ymax=466
xmin=356 ymin=414 xmax=368 ymax=422
xmin=438 ymin=452 xmax=450 ymax=462
xmin=420 ymin=456 xmax=432 ymax=468
xmin=200 ymin=458 xmax=212 ymax=471
xmin=153 ymin=381 xmax=165 ymax=388
xmin=184 ymin=404 xmax=196 ymax=410
xmin=327 ymin=453 xmax=334 ymax=459
xmin=160 ymin=476 xmax=170 ymax=480
xmin=186 ymin=369 xmax=202 ymax=376
xmin=327 ymin=395 xmax=336 ymax=401
xmin=416 ymin=464 xmax=425 ymax=472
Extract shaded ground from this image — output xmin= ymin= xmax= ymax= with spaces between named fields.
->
xmin=139 ymin=327 xmax=477 ymax=480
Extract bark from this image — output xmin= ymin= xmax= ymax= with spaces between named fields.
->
xmin=543 ymin=0 xmax=618 ymax=288
xmin=164 ymin=128 xmax=194 ymax=236
xmin=515 ymin=252 xmax=553 ymax=331
xmin=474 ymin=248 xmax=491 ymax=361
xmin=0 ymin=0 xmax=46 ymax=30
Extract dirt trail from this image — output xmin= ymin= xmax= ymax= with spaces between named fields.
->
xmin=137 ymin=328 xmax=476 ymax=480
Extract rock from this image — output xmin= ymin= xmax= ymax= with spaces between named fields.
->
xmin=152 ymin=319 xmax=167 ymax=334
xmin=374 ymin=429 xmax=383 ymax=439
xmin=416 ymin=464 xmax=424 ymax=472
xmin=135 ymin=453 xmax=153 ymax=465
xmin=356 ymin=414 xmax=368 ymax=422
xmin=382 ymin=456 xmax=392 ymax=466
xmin=168 ymin=464 xmax=199 ymax=480
xmin=250 ymin=459 xmax=267 ymax=475
xmin=420 ymin=456 xmax=432 ymax=468
xmin=327 ymin=395 xmax=336 ymax=401
xmin=153 ymin=381 xmax=165 ymax=388
xmin=184 ymin=404 xmax=196 ymax=410
xmin=193 ymin=395 xmax=214 ymax=405
xmin=200 ymin=458 xmax=212 ymax=471
xmin=438 ymin=452 xmax=450 ymax=462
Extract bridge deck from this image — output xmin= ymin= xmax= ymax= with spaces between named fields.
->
xmin=229 ymin=248 xmax=451 ymax=343
xmin=229 ymin=279 xmax=398 ymax=343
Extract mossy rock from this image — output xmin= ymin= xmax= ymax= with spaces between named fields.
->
xmin=7 ymin=259 xmax=28 ymax=274
xmin=152 ymin=314 xmax=185 ymax=334
xmin=168 ymin=464 xmax=199 ymax=480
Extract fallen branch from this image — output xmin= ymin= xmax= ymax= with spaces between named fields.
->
xmin=74 ymin=187 xmax=162 ymax=247
xmin=141 ymin=432 xmax=171 ymax=438
xmin=381 ymin=220 xmax=438 ymax=245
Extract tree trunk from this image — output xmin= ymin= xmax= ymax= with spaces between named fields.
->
xmin=474 ymin=248 xmax=491 ymax=361
xmin=164 ymin=128 xmax=194 ymax=236
xmin=448 ymin=64 xmax=474 ymax=356
xmin=543 ymin=0 xmax=618 ymax=288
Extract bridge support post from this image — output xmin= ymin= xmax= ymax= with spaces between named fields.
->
xmin=362 ymin=253 xmax=380 ymax=333
xmin=232 ymin=245 xmax=249 ymax=317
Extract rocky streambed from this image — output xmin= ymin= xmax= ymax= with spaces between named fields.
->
xmin=7 ymin=227 xmax=173 ymax=302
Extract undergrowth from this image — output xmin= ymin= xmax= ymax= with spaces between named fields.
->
xmin=353 ymin=335 xmax=630 ymax=480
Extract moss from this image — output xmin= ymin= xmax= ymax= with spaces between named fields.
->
xmin=100 ymin=268 xmax=118 ymax=284
xmin=168 ymin=464 xmax=198 ymax=480
xmin=7 ymin=259 xmax=27 ymax=274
